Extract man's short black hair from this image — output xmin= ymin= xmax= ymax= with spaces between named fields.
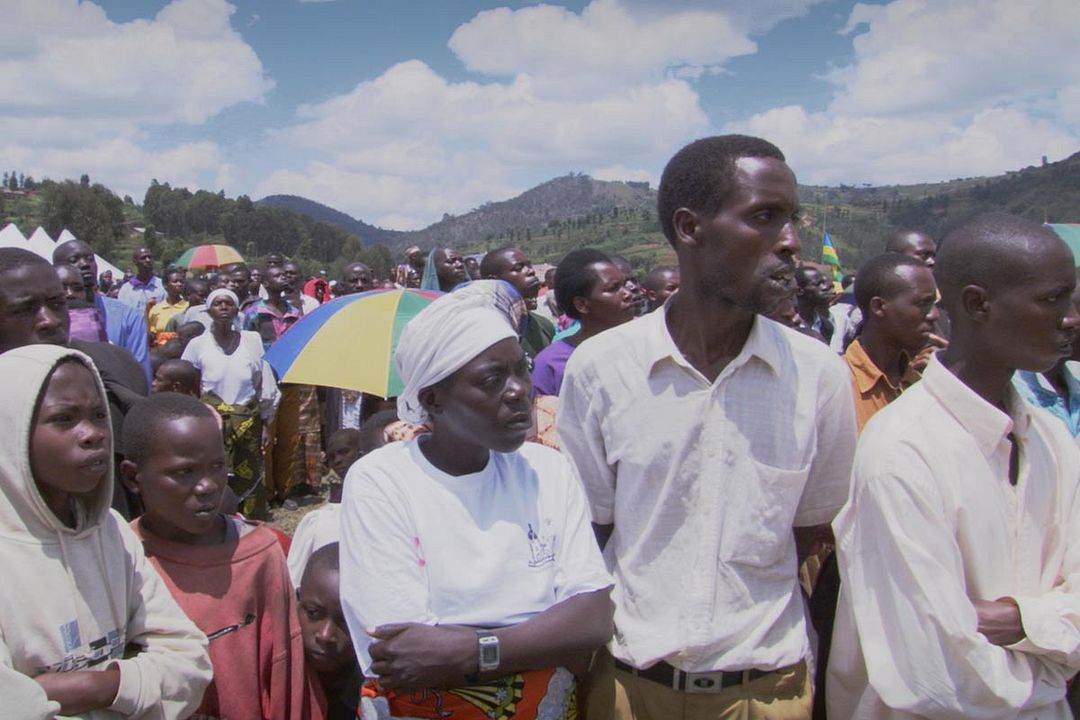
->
xmin=642 ymin=266 xmax=678 ymax=293
xmin=657 ymin=135 xmax=786 ymax=246
xmin=555 ymin=248 xmax=613 ymax=321
xmin=853 ymin=253 xmax=926 ymax=314
xmin=794 ymin=265 xmax=823 ymax=288
xmin=479 ymin=246 xmax=520 ymax=278
xmin=122 ymin=392 xmax=215 ymax=464
xmin=301 ymin=542 xmax=341 ymax=588
xmin=936 ymin=213 xmax=1061 ymax=309
xmin=0 ymin=247 xmax=52 ymax=277
xmin=184 ymin=277 xmax=209 ymax=294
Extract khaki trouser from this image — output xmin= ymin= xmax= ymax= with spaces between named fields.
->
xmin=585 ymin=648 xmax=812 ymax=720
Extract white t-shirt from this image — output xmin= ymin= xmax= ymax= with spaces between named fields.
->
xmin=287 ymin=504 xmax=341 ymax=587
xmin=181 ymin=330 xmax=264 ymax=406
xmin=339 ymin=439 xmax=612 ymax=672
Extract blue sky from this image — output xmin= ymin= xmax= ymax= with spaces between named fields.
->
xmin=4 ymin=0 xmax=1079 ymax=230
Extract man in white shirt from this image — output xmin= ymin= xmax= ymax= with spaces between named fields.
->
xmin=559 ymin=135 xmax=857 ymax=720
xmin=828 ymin=213 xmax=1080 ymax=719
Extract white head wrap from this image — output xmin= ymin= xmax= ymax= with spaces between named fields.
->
xmin=205 ymin=288 xmax=239 ymax=307
xmin=395 ymin=286 xmax=517 ymax=424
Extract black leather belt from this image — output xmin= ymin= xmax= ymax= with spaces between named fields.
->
xmin=614 ymin=658 xmax=789 ymax=694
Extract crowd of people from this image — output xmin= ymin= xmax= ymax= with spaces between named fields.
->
xmin=0 ymin=132 xmax=1079 ymax=720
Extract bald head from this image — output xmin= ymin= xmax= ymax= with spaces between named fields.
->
xmin=886 ymin=230 xmax=937 ymax=268
xmin=937 ymin=214 xmax=1066 ymax=309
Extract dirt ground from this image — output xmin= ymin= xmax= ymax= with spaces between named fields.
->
xmin=265 ymin=488 xmax=329 ymax=536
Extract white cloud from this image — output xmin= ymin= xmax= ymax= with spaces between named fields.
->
xmin=0 ymin=138 xmax=223 ymax=199
xmin=0 ymin=0 xmax=271 ymax=123
xmin=726 ymin=0 xmax=1080 ymax=185
xmin=448 ymin=0 xmax=755 ymax=97
xmin=260 ymin=58 xmax=709 ymax=227
xmin=831 ymin=0 xmax=1079 ymax=118
xmin=591 ymin=164 xmax=655 ymax=184
xmin=729 ymin=106 xmax=1077 ymax=185
xmin=1 ymin=0 xmax=269 ymax=202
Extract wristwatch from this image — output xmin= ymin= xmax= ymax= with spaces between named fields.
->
xmin=476 ymin=629 xmax=500 ymax=672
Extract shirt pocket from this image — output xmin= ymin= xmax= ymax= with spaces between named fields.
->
xmin=720 ymin=459 xmax=810 ymax=569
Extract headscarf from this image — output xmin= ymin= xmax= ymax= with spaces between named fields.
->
xmin=450 ymin=280 xmax=528 ymax=338
xmin=421 ymin=248 xmax=473 ymax=293
xmin=205 ymin=288 xmax=239 ymax=308
xmin=395 ymin=288 xmax=517 ymax=424
xmin=419 ymin=247 xmax=442 ymax=291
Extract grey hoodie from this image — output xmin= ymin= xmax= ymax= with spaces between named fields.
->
xmin=0 ymin=345 xmax=212 ymax=718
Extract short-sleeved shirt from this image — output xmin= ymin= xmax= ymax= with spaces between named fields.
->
xmin=338 ymin=439 xmax=612 ymax=673
xmin=117 ymin=275 xmax=167 ymax=312
xmin=558 ymin=307 xmax=857 ymax=672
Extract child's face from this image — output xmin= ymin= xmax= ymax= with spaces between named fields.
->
xmin=326 ymin=438 xmax=363 ymax=479
xmin=31 ymin=362 xmax=111 ymax=517
xmin=132 ymin=415 xmax=227 ymax=545
xmin=298 ymin=566 xmax=353 ymax=674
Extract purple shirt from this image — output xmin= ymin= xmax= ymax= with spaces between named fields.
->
xmin=531 ymin=339 xmax=576 ymax=397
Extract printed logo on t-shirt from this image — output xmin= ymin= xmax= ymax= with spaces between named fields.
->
xmin=40 ymin=625 xmax=123 ymax=673
xmin=527 ymin=522 xmax=556 ymax=568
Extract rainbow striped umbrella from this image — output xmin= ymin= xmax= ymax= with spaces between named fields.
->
xmin=263 ymin=288 xmax=441 ymax=397
xmin=175 ymin=244 xmax=244 ymax=270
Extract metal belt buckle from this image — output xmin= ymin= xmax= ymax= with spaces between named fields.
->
xmin=682 ymin=669 xmax=729 ymax=694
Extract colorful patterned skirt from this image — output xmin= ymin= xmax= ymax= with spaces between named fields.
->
xmin=204 ymin=391 xmax=267 ymax=519
xmin=366 ymin=668 xmax=577 ymax=720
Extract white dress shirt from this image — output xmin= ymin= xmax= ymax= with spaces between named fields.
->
xmin=558 ymin=308 xmax=857 ymax=672
xmin=828 ymin=355 xmax=1080 ymax=719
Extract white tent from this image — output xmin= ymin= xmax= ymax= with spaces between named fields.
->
xmin=27 ymin=226 xmax=57 ymax=261
xmin=0 ymin=223 xmax=28 ymax=249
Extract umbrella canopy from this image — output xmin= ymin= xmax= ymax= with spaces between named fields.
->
xmin=263 ymin=288 xmax=441 ymax=397
xmin=175 ymin=244 xmax=244 ymax=270
xmin=1047 ymin=224 xmax=1080 ymax=266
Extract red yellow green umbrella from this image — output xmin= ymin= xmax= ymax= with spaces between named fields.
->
xmin=175 ymin=244 xmax=244 ymax=270
xmin=263 ymin=288 xmax=442 ymax=397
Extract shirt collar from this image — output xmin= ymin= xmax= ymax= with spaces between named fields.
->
xmin=844 ymin=338 xmax=920 ymax=395
xmin=644 ymin=303 xmax=782 ymax=379
xmin=129 ymin=275 xmax=158 ymax=288
xmin=921 ymin=353 xmax=1032 ymax=457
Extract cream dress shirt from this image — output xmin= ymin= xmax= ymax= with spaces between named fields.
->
xmin=559 ymin=309 xmax=857 ymax=672
xmin=828 ymin=355 xmax=1080 ymax=719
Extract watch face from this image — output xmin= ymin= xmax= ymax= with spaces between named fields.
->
xmin=478 ymin=633 xmax=500 ymax=670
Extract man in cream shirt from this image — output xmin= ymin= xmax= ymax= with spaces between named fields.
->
xmin=828 ymin=213 xmax=1080 ymax=718
xmin=560 ymin=135 xmax=857 ymax=719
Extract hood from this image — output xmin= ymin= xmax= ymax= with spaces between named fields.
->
xmin=0 ymin=344 xmax=114 ymax=539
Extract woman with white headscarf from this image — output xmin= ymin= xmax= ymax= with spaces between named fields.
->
xmin=181 ymin=288 xmax=278 ymax=518
xmin=339 ymin=288 xmax=613 ymax=720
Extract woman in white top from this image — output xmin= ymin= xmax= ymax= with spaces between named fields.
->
xmin=339 ymin=287 xmax=613 ymax=720
xmin=181 ymin=288 xmax=278 ymax=518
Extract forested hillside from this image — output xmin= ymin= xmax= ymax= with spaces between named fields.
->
xmin=5 ymin=151 xmax=1080 ymax=279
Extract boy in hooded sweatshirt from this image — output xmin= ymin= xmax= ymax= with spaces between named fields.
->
xmin=0 ymin=344 xmax=212 ymax=718
xmin=121 ymin=392 xmax=323 ymax=720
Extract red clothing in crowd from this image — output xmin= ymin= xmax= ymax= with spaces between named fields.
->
xmin=131 ymin=516 xmax=325 ymax=720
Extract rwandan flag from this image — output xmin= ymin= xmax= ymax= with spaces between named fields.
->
xmin=821 ymin=231 xmax=844 ymax=283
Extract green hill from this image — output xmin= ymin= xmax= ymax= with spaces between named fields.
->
xmin=7 ymin=151 xmax=1080 ymax=278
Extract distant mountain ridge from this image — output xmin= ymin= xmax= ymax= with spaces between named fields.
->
xmin=256 ymin=194 xmax=406 ymax=247
xmin=258 ymin=174 xmax=656 ymax=253
xmin=258 ymin=152 xmax=1080 ymax=271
